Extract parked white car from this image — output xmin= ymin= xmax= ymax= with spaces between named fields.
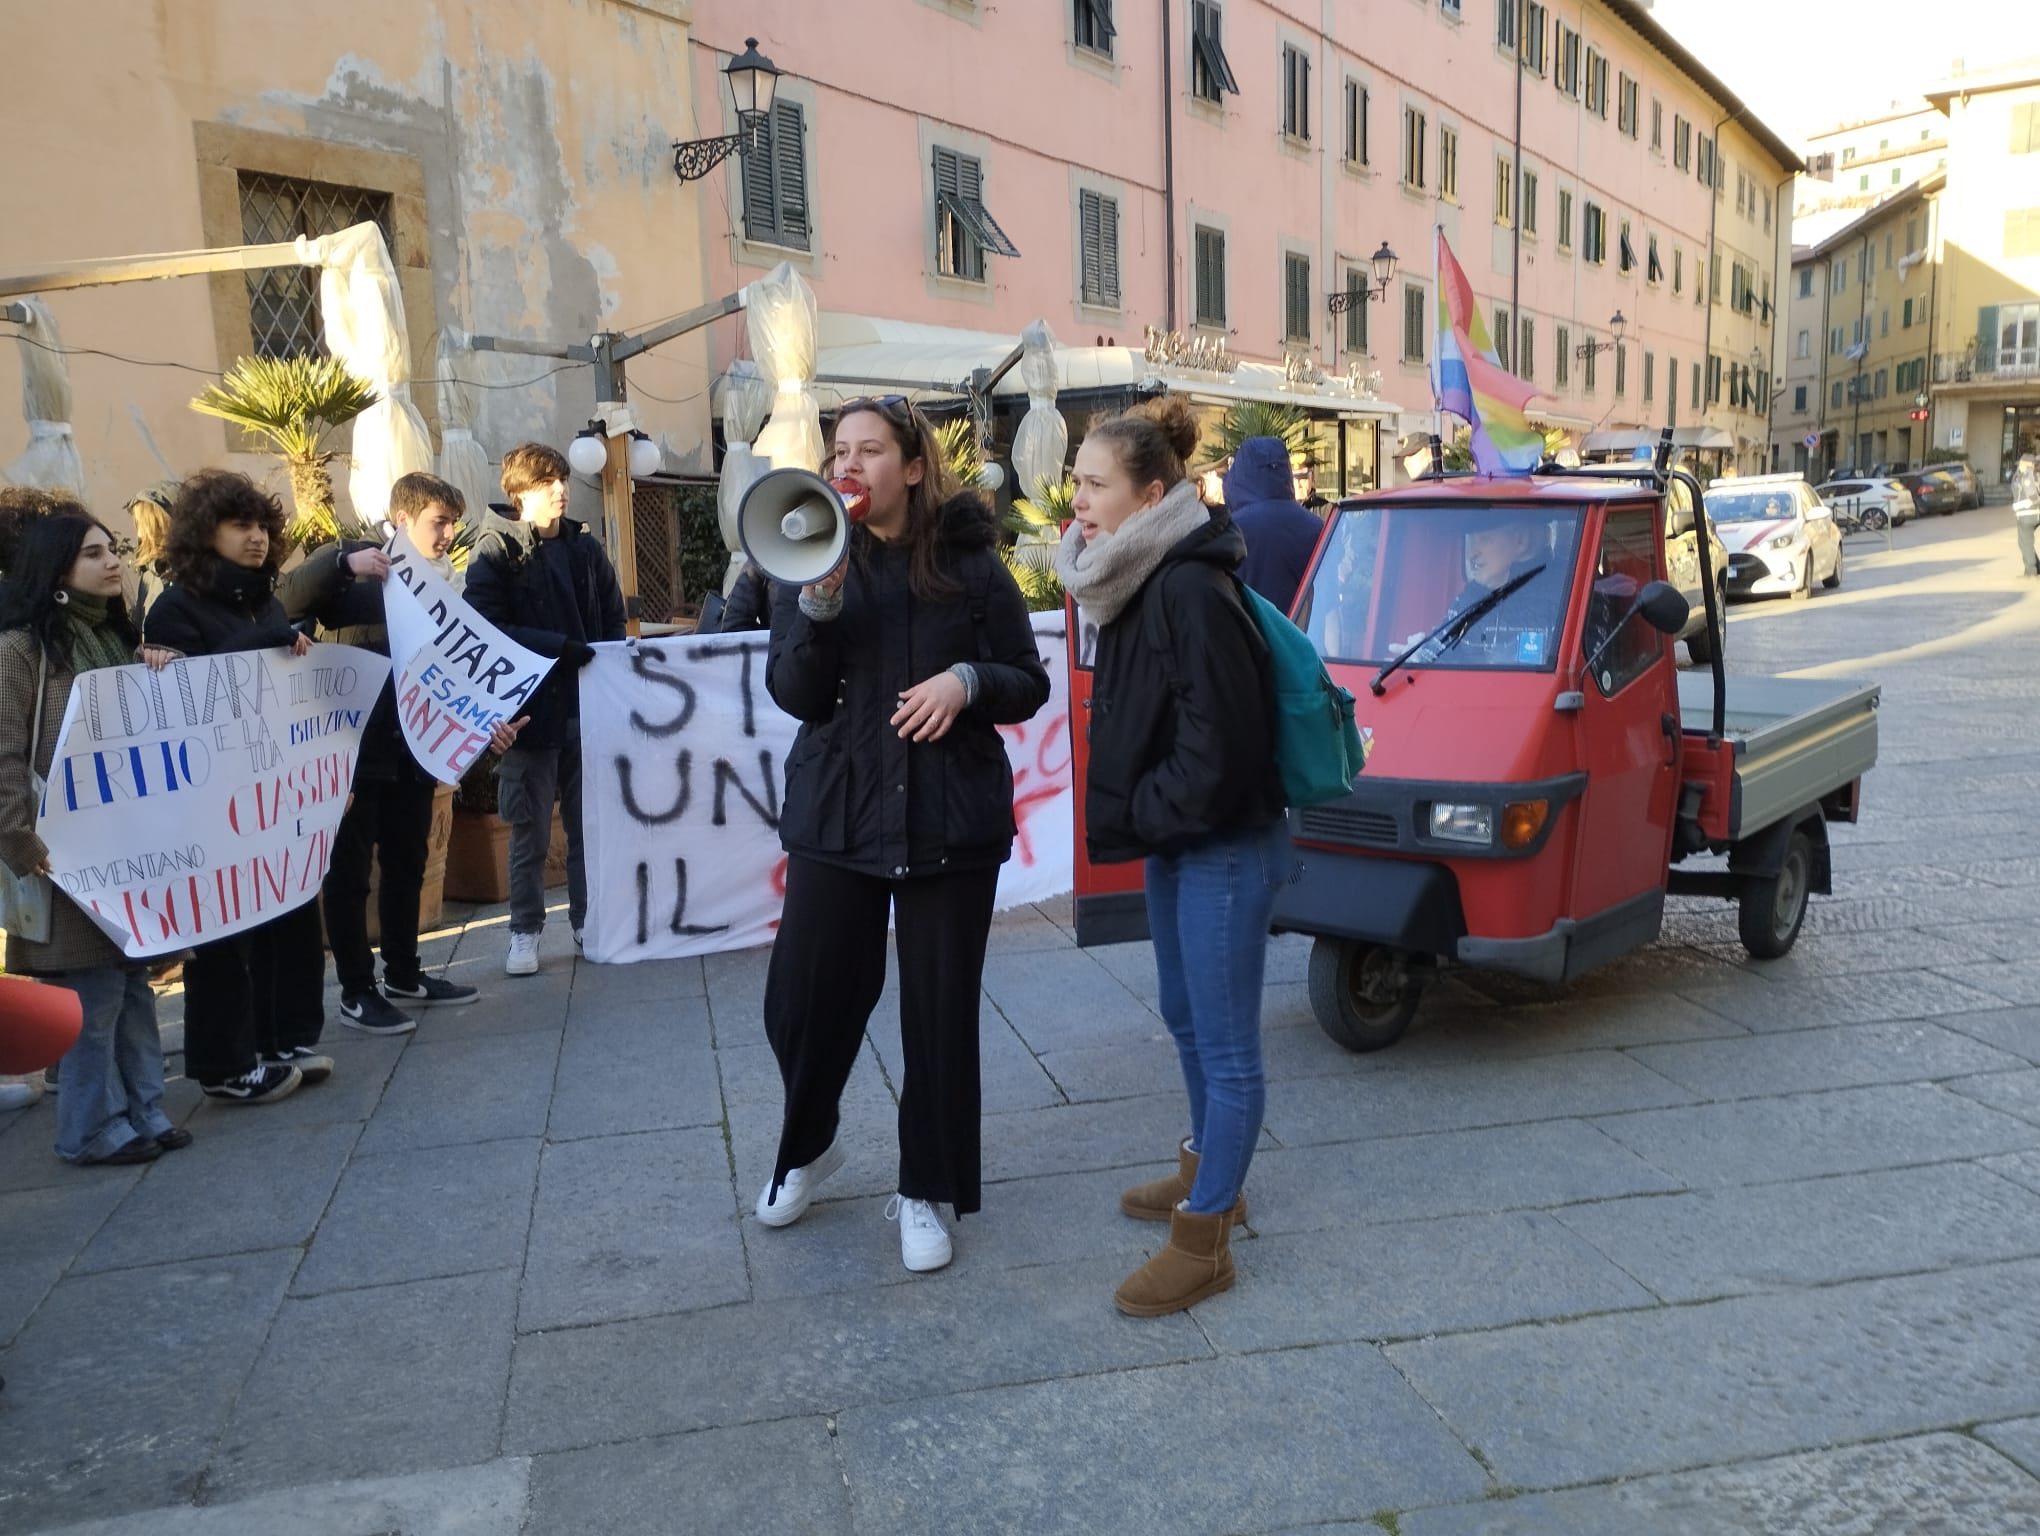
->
xmin=1817 ymin=476 xmax=1917 ymax=527
xmin=1707 ymin=474 xmax=1845 ymax=600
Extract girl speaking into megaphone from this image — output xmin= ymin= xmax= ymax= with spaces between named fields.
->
xmin=757 ymin=396 xmax=1050 ymax=1275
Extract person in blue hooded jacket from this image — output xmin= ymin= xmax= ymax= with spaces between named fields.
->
xmin=1222 ymin=435 xmax=1324 ymax=611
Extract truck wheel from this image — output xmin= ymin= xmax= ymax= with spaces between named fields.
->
xmin=1307 ymin=939 xmax=1422 ymax=1052
xmin=1738 ymin=829 xmax=1812 ymax=959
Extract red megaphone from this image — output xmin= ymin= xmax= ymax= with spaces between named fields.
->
xmin=0 ymin=974 xmax=83 ymax=1074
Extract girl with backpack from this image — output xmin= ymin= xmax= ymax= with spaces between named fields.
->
xmin=1056 ymin=397 xmax=1289 ymax=1316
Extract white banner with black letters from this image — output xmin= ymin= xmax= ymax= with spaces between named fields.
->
xmin=36 ymin=644 xmax=390 ymax=959
xmin=579 ymin=614 xmax=1072 ymax=963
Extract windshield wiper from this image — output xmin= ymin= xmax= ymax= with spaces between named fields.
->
xmin=1368 ymin=563 xmax=1547 ymax=696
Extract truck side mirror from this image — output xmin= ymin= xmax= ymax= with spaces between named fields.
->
xmin=1638 ymin=580 xmax=1690 ymax=634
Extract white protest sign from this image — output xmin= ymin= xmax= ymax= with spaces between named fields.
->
xmin=579 ymin=613 xmax=1072 ymax=963
xmin=383 ymin=533 xmax=555 ymax=783
xmin=36 ymin=644 xmax=391 ymax=959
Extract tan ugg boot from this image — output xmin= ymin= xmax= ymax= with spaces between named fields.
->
xmin=1113 ymin=1203 xmax=1236 ymax=1317
xmin=1119 ymin=1140 xmax=1248 ymax=1226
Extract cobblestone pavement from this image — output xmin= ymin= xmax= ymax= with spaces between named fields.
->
xmin=7 ymin=506 xmax=2040 ymax=1533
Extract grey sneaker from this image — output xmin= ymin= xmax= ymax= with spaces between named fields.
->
xmin=263 ymin=1047 xmax=335 ymax=1085
xmin=339 ymin=992 xmax=417 ymax=1036
xmin=200 ymin=1063 xmax=302 ymax=1105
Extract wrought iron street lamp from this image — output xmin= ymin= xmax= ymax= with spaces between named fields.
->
xmin=1328 ymin=242 xmax=1399 ymax=314
xmin=672 ymin=38 xmax=782 ymax=182
xmin=1574 ymin=311 xmax=1626 ymax=359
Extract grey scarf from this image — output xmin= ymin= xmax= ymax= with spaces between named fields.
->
xmin=1055 ymin=479 xmax=1211 ymax=626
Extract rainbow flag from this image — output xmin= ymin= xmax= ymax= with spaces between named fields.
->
xmin=1435 ymin=229 xmax=1546 ymax=475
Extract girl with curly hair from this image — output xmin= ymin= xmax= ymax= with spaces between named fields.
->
xmin=144 ymin=470 xmax=320 ymax=1105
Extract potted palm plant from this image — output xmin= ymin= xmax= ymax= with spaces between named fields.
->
xmin=190 ymin=355 xmax=380 ymax=551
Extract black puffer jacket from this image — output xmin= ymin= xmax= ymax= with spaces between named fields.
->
xmin=1084 ymin=510 xmax=1285 ymax=864
xmin=462 ymin=513 xmax=626 ymax=749
xmin=767 ymin=494 xmax=1051 ymax=879
xmin=143 ymin=558 xmax=297 ymax=658
xmin=277 ymin=539 xmax=422 ymax=782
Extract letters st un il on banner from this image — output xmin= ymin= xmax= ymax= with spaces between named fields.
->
xmin=36 ymin=646 xmax=390 ymax=960
xmin=383 ymin=534 xmax=554 ymax=785
xmin=578 ymin=615 xmax=1074 ymax=964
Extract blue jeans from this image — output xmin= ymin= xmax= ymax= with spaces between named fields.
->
xmin=1144 ymin=819 xmax=1289 ymax=1215
xmin=53 ymin=964 xmax=172 ymax=1163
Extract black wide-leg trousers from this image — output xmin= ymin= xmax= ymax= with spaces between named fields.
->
xmin=763 ymin=855 xmax=1001 ymax=1216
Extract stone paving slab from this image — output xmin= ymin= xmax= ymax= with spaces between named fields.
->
xmin=0 ymin=1251 xmax=297 ymax=1527
xmin=1551 ymin=1161 xmax=2040 ymax=1302
xmin=979 ymin=949 xmax=1162 ymax=1052
xmin=1394 ymin=1432 xmax=2040 ymax=1536
xmin=1395 ymin=993 xmax=1750 ymax=1059
xmin=1696 ymin=928 xmax=2003 ymax=978
xmin=1260 ymin=1050 xmax=1696 ymax=1148
xmin=1948 ymin=1067 xmax=2040 ymax=1126
xmin=546 ymin=1001 xmax=722 ymax=1140
xmin=1385 ymin=1258 xmax=2040 ymax=1488
xmin=205 ymin=1268 xmax=519 ymax=1498
xmin=1938 ymin=1006 xmax=2040 ymax=1064
xmin=1671 ymin=970 xmax=2011 ymax=1032
xmin=1588 ymin=1082 xmax=2040 ymax=1189
xmin=0 ymin=1107 xmax=149 ymax=1196
xmin=1193 ymin=1210 xmax=1656 ymax=1353
xmin=518 ymin=1126 xmax=746 ymax=1332
xmin=1963 ymin=962 xmax=2040 ymax=1009
xmin=75 ymin=1122 xmax=359 ymax=1274
xmin=502 ymin=1256 xmax=1211 ymax=1456
xmin=527 ymin=1418 xmax=849 ymax=1535
xmin=977 ymin=1092 xmax=1262 ymax=1184
xmin=835 ymin=1342 xmax=1487 ymax=1535
xmin=0 ymin=1178 xmax=133 ymax=1343
xmin=293 ymin=1136 xmax=541 ymax=1297
xmin=1981 ymin=1417 xmax=2040 ymax=1482
xmin=1625 ymin=1019 xmax=2022 ymax=1101
xmin=1243 ymin=1119 xmax=1682 ymax=1233
xmin=30 ymin=1462 xmax=531 ymax=1536
xmin=354 ymin=1028 xmax=563 ymax=1154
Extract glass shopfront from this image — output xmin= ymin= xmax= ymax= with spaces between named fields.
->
xmin=2002 ymin=405 xmax=2040 ymax=484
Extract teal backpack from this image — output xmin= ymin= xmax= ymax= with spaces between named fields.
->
xmin=1233 ymin=579 xmax=1368 ymax=807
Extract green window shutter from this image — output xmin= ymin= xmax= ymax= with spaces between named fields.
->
xmin=1979 ymin=305 xmax=2000 ymax=366
xmin=774 ymin=101 xmax=809 ymax=248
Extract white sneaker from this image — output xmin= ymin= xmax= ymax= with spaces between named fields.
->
xmin=0 ymin=1077 xmax=44 ymax=1111
xmin=505 ymin=932 xmax=540 ymax=976
xmin=886 ymin=1195 xmax=953 ymax=1272
xmin=755 ymin=1139 xmax=846 ymax=1228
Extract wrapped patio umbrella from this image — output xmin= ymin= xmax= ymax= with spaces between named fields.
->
xmin=716 ymin=358 xmax=774 ymax=593
xmin=3 ymin=298 xmax=88 ymax=498
xmin=301 ymin=223 xmax=432 ymax=525
xmin=747 ymin=261 xmax=822 ymax=474
xmin=433 ymin=328 xmax=497 ymax=531
xmin=1009 ymin=319 xmax=1068 ymax=502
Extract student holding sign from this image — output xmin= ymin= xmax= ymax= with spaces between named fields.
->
xmin=143 ymin=472 xmax=323 ymax=1104
xmin=464 ymin=444 xmax=626 ymax=977
xmin=0 ymin=514 xmax=191 ymax=1163
xmin=281 ymin=473 xmax=521 ymax=1034
xmin=757 ymin=397 xmax=1050 ymax=1274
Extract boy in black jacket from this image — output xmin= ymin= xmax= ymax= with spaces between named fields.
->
xmin=463 ymin=443 xmax=626 ymax=975
xmin=281 ymin=472 xmax=520 ymax=1031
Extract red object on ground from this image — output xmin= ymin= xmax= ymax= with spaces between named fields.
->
xmin=0 ymin=974 xmax=83 ymax=1073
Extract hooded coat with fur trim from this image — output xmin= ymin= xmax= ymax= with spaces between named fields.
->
xmin=767 ymin=493 xmax=1051 ymax=879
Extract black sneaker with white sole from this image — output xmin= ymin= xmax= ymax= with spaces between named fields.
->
xmin=380 ymin=974 xmax=479 ymax=1008
xmin=338 ymin=992 xmax=418 ymax=1035
xmin=262 ymin=1046 xmax=335 ymax=1085
xmin=199 ymin=1062 xmax=302 ymax=1104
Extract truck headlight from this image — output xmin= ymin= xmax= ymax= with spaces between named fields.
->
xmin=1428 ymin=802 xmax=1494 ymax=845
xmin=1765 ymin=532 xmax=1800 ymax=550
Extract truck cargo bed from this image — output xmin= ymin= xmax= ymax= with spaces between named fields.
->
xmin=1676 ymin=672 xmax=1880 ymax=838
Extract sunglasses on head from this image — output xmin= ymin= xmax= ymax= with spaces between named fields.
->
xmin=836 ymin=394 xmax=909 ymax=416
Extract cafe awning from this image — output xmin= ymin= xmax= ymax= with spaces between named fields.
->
xmin=801 ymin=312 xmax=1402 ymax=419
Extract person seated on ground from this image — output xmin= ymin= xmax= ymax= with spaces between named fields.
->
xmin=1223 ymin=435 xmax=1323 ymax=611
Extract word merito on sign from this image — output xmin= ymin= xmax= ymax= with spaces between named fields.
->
xmin=383 ymin=534 xmax=554 ymax=784
xmin=36 ymin=645 xmax=391 ymax=959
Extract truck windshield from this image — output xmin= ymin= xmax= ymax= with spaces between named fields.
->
xmin=1295 ymin=502 xmax=1583 ymax=671
xmin=1707 ymin=489 xmax=1800 ymax=524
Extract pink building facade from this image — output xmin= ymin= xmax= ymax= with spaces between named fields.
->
xmin=689 ymin=0 xmax=1797 ymax=477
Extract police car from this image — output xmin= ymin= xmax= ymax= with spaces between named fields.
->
xmin=1706 ymin=473 xmax=1845 ymax=600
